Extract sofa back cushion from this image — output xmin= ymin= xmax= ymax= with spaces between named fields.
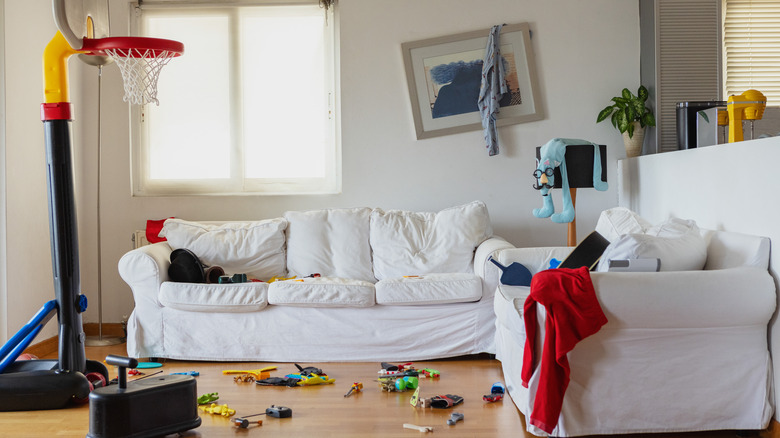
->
xmin=160 ymin=218 xmax=287 ymax=280
xmin=703 ymin=230 xmax=770 ymax=270
xmin=370 ymin=201 xmax=493 ymax=280
xmin=284 ymin=207 xmax=375 ymax=282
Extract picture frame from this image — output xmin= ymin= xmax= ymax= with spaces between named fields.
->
xmin=402 ymin=22 xmax=544 ymax=140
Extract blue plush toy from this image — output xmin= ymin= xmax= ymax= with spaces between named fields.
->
xmin=533 ymin=138 xmax=608 ymax=223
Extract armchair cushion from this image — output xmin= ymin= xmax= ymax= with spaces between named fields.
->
xmin=160 ymin=281 xmax=269 ymax=313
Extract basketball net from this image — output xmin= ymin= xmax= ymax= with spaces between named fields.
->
xmin=104 ymin=47 xmax=178 ymax=105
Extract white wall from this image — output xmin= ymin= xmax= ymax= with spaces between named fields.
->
xmin=619 ymin=138 xmax=780 ymax=422
xmin=2 ymin=0 xmax=640 ymax=340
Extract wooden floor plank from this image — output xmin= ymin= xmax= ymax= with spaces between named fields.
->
xmin=0 ymin=342 xmax=775 ymax=437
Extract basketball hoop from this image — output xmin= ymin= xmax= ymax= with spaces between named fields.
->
xmin=81 ymin=37 xmax=184 ymax=105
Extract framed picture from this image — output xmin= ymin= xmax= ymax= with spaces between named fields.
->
xmin=402 ymin=22 xmax=544 ymax=140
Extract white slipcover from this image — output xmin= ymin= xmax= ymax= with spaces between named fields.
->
xmin=494 ymin=229 xmax=775 ymax=436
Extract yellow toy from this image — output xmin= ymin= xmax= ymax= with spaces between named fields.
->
xmin=199 ymin=403 xmax=236 ymax=417
xmin=222 ymin=366 xmax=277 ymax=380
xmin=727 ymin=89 xmax=766 ymax=143
xmin=295 ymin=373 xmax=335 ymax=386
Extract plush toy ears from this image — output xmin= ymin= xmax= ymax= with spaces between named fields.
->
xmin=592 ymin=145 xmax=608 ymax=191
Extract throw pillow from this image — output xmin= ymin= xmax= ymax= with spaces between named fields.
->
xmin=596 ymin=217 xmax=707 ymax=272
xmin=594 ymin=207 xmax=652 ymax=243
xmin=370 ymin=201 xmax=493 ymax=280
xmin=160 ymin=218 xmax=288 ymax=280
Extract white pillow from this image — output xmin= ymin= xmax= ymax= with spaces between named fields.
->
xmin=370 ymin=201 xmax=493 ymax=280
xmin=596 ymin=217 xmax=707 ymax=272
xmin=595 ymin=207 xmax=652 ymax=243
xmin=284 ymin=207 xmax=375 ymax=282
xmin=159 ymin=218 xmax=287 ymax=280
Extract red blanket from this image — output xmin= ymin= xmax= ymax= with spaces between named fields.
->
xmin=521 ymin=267 xmax=607 ymax=434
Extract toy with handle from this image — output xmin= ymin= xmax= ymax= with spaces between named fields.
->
xmin=489 ymin=257 xmax=532 ymax=286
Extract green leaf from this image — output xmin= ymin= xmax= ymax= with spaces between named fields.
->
xmin=597 ymin=106 xmax=614 ymax=123
xmin=625 ymin=105 xmax=635 ymax=124
xmin=638 ymin=85 xmax=649 ymax=102
xmin=616 ymin=111 xmax=629 ymax=133
xmin=611 ymin=97 xmax=627 ymax=106
xmin=622 ymin=88 xmax=632 ymax=100
xmin=626 ymin=122 xmax=635 ymax=138
xmin=642 ymin=112 xmax=656 ymax=127
xmin=632 ymin=101 xmax=644 ymax=120
xmin=611 ymin=111 xmax=619 ymax=129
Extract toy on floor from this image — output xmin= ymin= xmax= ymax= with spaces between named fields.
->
xmin=291 ymin=373 xmax=335 ymax=386
xmin=200 ymin=403 xmax=236 ymax=417
xmin=222 ymin=366 xmax=276 ymax=380
xmin=447 ymin=412 xmax=464 ymax=426
xmin=483 ymin=381 xmax=505 ymax=402
xmin=266 ymin=405 xmax=292 ymax=418
xmin=88 ymin=355 xmax=200 ymax=438
xmin=344 ymin=382 xmax=363 ymax=397
xmin=420 ymin=368 xmax=440 ymax=378
xmin=233 ymin=374 xmax=256 ymax=383
xmin=171 ymin=371 xmax=199 ymax=376
xmin=233 ymin=413 xmax=265 ymax=428
xmin=403 ymin=424 xmax=433 ymax=433
xmin=430 ymin=394 xmax=464 ymax=409
xmin=197 ymin=392 xmax=219 ymax=404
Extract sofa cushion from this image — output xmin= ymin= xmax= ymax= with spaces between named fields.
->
xmin=267 ymin=277 xmax=375 ymax=307
xmin=596 ymin=217 xmax=707 ymax=272
xmin=284 ymin=208 xmax=375 ymax=283
xmin=159 ymin=218 xmax=287 ymax=281
xmin=375 ymin=273 xmax=482 ymax=305
xmin=595 ymin=207 xmax=652 ymax=243
xmin=370 ymin=201 xmax=493 ymax=280
xmin=160 ymin=281 xmax=268 ymax=312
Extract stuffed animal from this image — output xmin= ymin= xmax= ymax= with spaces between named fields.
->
xmin=533 ymin=138 xmax=608 ymax=223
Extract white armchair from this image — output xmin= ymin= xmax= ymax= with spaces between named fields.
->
xmin=494 ymin=229 xmax=776 ymax=437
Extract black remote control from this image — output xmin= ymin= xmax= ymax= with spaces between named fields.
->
xmin=266 ymin=405 xmax=292 ymax=418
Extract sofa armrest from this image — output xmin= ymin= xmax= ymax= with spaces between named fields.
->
xmin=496 ymin=246 xmax=573 ymax=275
xmin=592 ymin=267 xmax=776 ymax=328
xmin=118 ymin=242 xmax=173 ymax=296
xmin=474 ymin=236 xmax=516 ymax=300
xmin=499 ymin=267 xmax=775 ymax=330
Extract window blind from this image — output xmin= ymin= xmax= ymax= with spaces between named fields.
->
xmin=656 ymin=0 xmax=721 ymax=153
xmin=723 ymin=0 xmax=780 ymax=104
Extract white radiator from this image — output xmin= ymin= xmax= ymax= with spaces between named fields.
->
xmin=132 ymin=230 xmax=150 ymax=249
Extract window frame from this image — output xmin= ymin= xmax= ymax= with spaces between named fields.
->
xmin=128 ymin=0 xmax=340 ymax=196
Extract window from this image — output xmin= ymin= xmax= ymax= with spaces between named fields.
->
xmin=723 ymin=0 xmax=780 ymax=105
xmin=131 ymin=1 xmax=338 ymax=196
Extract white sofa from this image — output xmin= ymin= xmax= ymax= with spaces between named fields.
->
xmin=494 ymin=211 xmax=776 ymax=436
xmin=118 ymin=201 xmax=512 ymax=362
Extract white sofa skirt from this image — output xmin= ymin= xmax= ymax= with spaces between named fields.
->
xmin=127 ymin=296 xmax=496 ymax=362
xmin=494 ymin=265 xmax=775 ymax=437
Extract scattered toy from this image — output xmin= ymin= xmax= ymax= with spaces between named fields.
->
xmin=292 ymin=373 xmax=335 ymax=386
xmin=197 ymin=392 xmax=219 ymax=405
xmin=222 ymin=366 xmax=276 ymax=380
xmin=171 ymin=371 xmax=199 ymax=376
xmin=234 ymin=374 xmax=256 ymax=383
xmin=135 ymin=361 xmax=163 ymax=369
xmin=199 ymin=403 xmax=236 ymax=417
xmin=294 ymin=363 xmax=324 ymax=376
xmin=256 ymin=377 xmax=301 ymax=387
xmin=344 ymin=382 xmax=363 ymax=397
xmin=127 ymin=369 xmax=142 ymax=376
xmin=420 ymin=368 xmax=440 ymax=378
xmin=410 ymin=387 xmax=421 ymax=407
xmin=395 ymin=376 xmax=418 ymax=391
xmin=266 ymin=405 xmax=292 ymax=418
xmin=233 ymin=413 xmax=265 ymax=428
xmin=431 ymin=394 xmax=463 ymax=409
xmin=484 ymin=381 xmax=505 ymax=402
xmin=419 ymin=398 xmax=432 ymax=408
xmin=447 ymin=412 xmax=464 ymax=426
xmin=403 ymin=423 xmax=433 ymax=433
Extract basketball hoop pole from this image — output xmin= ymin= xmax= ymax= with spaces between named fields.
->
xmin=40 ymin=30 xmax=88 ymax=374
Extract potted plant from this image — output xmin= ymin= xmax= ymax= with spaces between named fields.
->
xmin=596 ymin=85 xmax=656 ymax=157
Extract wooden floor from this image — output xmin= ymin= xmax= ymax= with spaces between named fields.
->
xmin=0 ymin=342 xmax=777 ymax=437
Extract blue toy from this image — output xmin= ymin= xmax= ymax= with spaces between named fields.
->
xmin=533 ymin=138 xmax=608 ymax=223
